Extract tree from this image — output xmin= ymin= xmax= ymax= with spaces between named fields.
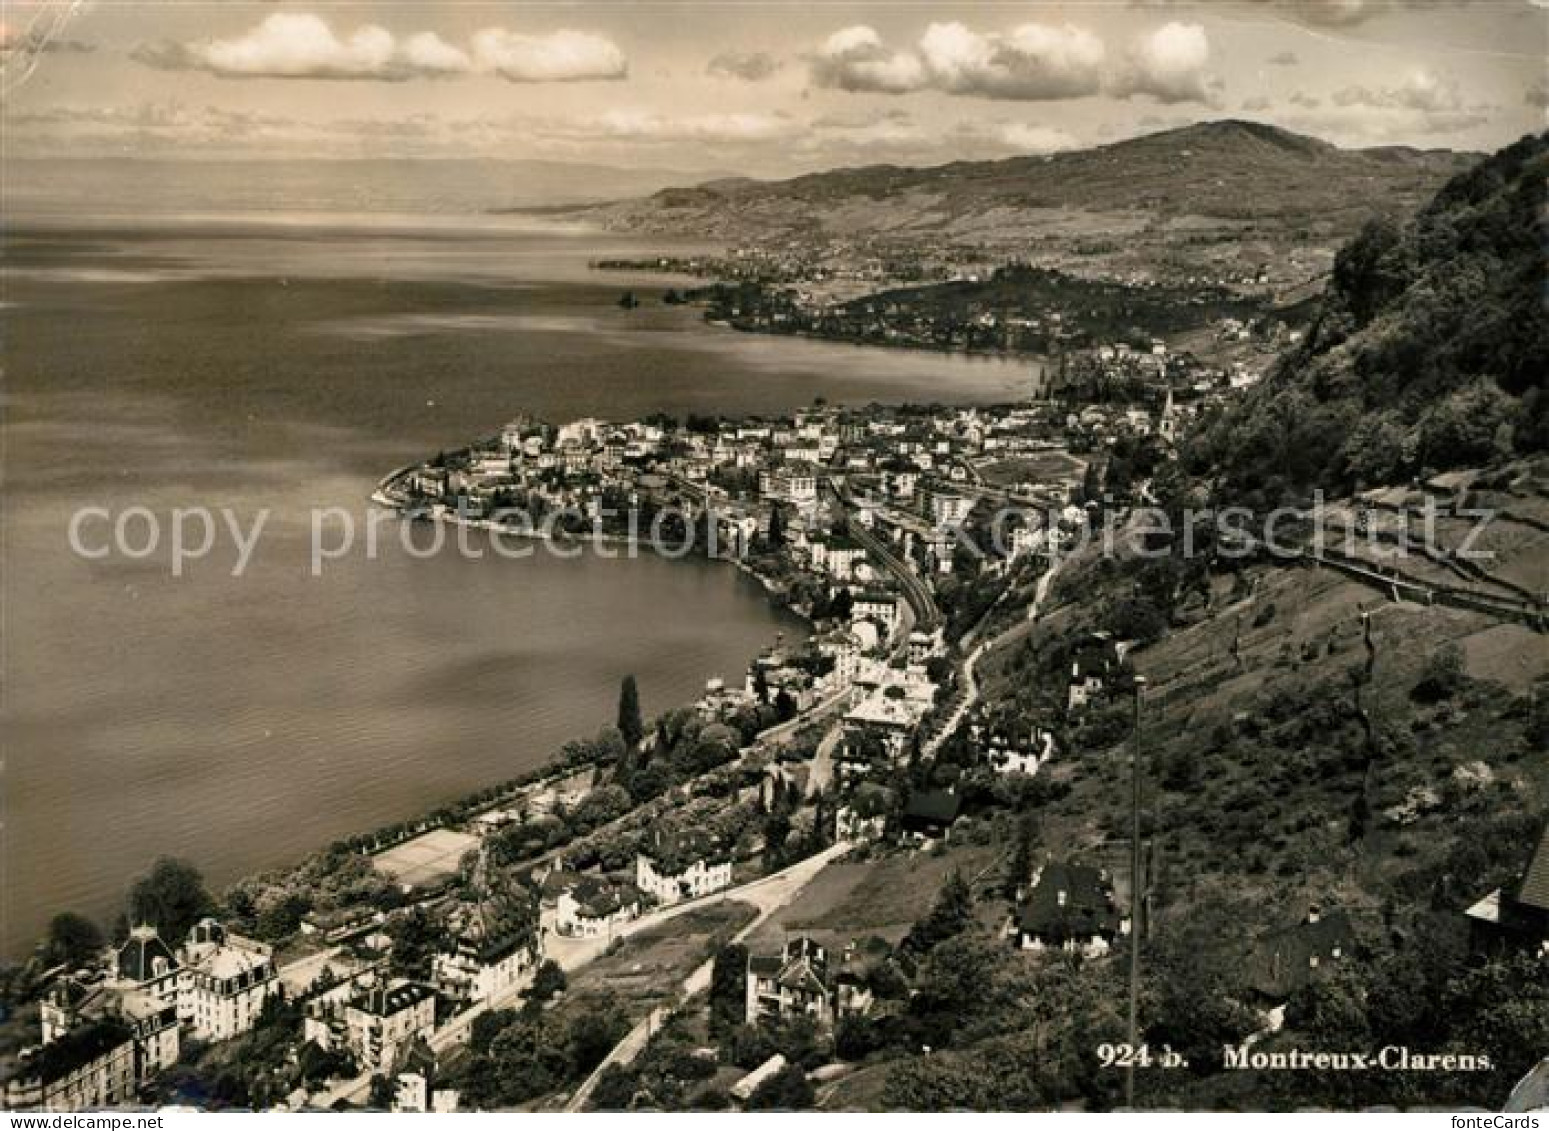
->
xmin=745 ymin=1063 xmax=814 ymax=1111
xmin=565 ymin=998 xmax=630 ymax=1074
xmin=1004 ymin=816 xmax=1037 ymax=901
xmin=386 ymin=907 xmax=440 ymax=980
xmin=256 ymin=892 xmax=310 ymax=940
xmin=617 ymin=675 xmax=645 ymax=748
xmin=767 ymin=505 xmax=785 ymax=548
xmin=127 ymin=857 xmax=213 ymax=944
xmin=589 ymin=1064 xmax=641 ymax=1110
xmin=904 ymin=869 xmax=974 ymax=955
xmin=709 ymin=943 xmax=749 ymax=1036
xmin=763 ymin=809 xmax=793 ymax=868
xmin=43 ymin=912 xmax=104 ymax=969
xmin=774 ymin=688 xmax=797 ymax=721
xmin=525 ymin=959 xmax=567 ymax=1006
xmin=469 ymin=1009 xmax=520 ymax=1055
xmin=1412 ymin=643 xmax=1467 ymax=703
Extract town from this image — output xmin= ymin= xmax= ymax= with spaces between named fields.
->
xmin=7 ymin=372 xmax=1546 ymax=1111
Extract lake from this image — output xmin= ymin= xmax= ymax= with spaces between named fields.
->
xmin=0 ymin=212 xmax=1033 ymax=957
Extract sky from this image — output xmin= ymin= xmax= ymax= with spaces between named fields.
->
xmin=1 ymin=1 xmax=1544 ymax=176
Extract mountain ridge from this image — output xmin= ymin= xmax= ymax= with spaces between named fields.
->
xmin=574 ymin=120 xmax=1479 ymax=245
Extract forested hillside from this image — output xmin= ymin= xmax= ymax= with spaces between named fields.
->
xmin=1188 ymin=131 xmax=1548 ymax=508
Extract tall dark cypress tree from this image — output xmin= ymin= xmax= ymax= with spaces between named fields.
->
xmin=617 ymin=674 xmax=644 ymax=748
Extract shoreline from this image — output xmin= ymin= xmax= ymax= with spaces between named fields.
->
xmin=341 ymin=468 xmax=816 ymax=840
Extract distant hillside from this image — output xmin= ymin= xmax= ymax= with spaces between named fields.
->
xmin=1188 ymin=131 xmax=1549 ymax=507
xmin=580 ymin=121 xmax=1476 ymax=244
xmin=1 ymin=157 xmax=720 ymax=218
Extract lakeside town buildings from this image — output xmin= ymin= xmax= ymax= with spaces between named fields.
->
xmin=4 ymin=382 xmax=1218 ymax=1111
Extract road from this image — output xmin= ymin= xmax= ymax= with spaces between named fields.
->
xmin=563 ymin=841 xmax=852 ymax=1111
xmin=316 ymin=841 xmax=853 ymax=1109
xmin=921 ymin=553 xmax=1064 ymax=760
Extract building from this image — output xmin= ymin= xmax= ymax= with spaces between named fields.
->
xmin=899 ymin=789 xmax=961 ymax=841
xmin=177 ymin=919 xmax=279 ymax=1042
xmin=1067 ymin=632 xmax=1123 ymax=712
xmin=1015 ymin=862 xmax=1127 ymax=957
xmin=814 ymin=631 xmax=862 ymax=691
xmin=432 ymin=922 xmax=539 ymax=1005
xmin=1507 ymin=1058 xmax=1549 ymax=1114
xmin=978 ymin=725 xmax=1056 ymax=777
xmin=833 ymin=937 xmax=893 ymax=1019
xmin=1244 ymin=906 xmax=1354 ymax=1003
xmin=554 ymin=876 xmax=642 ymax=939
xmin=114 ymin=924 xmax=179 ymax=1003
xmin=30 ymin=978 xmax=179 ymax=1105
xmin=636 ymin=838 xmax=733 ymax=907
xmin=105 ymin=918 xmax=276 ymax=1047
xmin=843 ymin=689 xmax=927 ymax=763
xmin=344 ymin=982 xmax=437 ymax=1075
xmin=835 ymin=783 xmax=892 ymax=843
xmin=851 ymin=591 xmax=899 ymax=635
xmin=760 ymin=462 xmax=818 ymax=509
xmin=928 ymin=491 xmax=973 ymax=530
xmin=808 ymin=534 xmax=867 ymax=582
xmin=391 ymin=1038 xmax=461 ymax=1113
xmin=1465 ymin=823 xmax=1549 ymax=954
xmin=730 ymin=1054 xmax=789 ymax=1103
xmin=3 ymin=1019 xmax=138 ymax=1111
xmin=746 ymin=937 xmax=833 ymax=1027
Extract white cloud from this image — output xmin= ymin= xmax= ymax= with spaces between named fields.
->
xmin=916 ymin=21 xmax=1106 ymax=99
xmin=810 ymin=26 xmax=928 ymax=94
xmin=810 ymin=20 xmax=1219 ymax=104
xmin=590 ymin=110 xmax=796 ymax=142
xmin=471 ymin=28 xmax=626 ymax=83
xmin=131 ymin=14 xmax=625 ymax=83
xmin=1275 ymin=67 xmax=1495 ymax=140
xmin=811 ymin=21 xmax=1104 ymax=100
xmin=401 ymin=31 xmax=471 ymax=76
xmin=1333 ymin=67 xmax=1463 ymax=111
xmin=131 ymin=13 xmax=461 ymax=80
xmin=1110 ymin=22 xmax=1216 ymax=104
xmin=995 ymin=122 xmax=1079 ymax=152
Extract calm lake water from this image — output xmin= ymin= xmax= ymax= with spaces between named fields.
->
xmin=1 ymin=213 xmax=1033 ymax=957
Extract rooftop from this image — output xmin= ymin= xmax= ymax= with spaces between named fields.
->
xmin=352 ymin=981 xmax=436 ymax=1017
xmin=1516 ymin=823 xmax=1549 ymax=913
xmin=1017 ymin=862 xmax=1122 ymax=944
xmin=15 ymin=1018 xmax=133 ymax=1086
xmin=1244 ymin=909 xmax=1355 ymax=1000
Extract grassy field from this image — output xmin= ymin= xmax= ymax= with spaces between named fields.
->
xmin=742 ymin=842 xmax=1003 ymax=953
xmin=978 ymin=450 xmax=1086 ymax=490
xmin=566 ymin=900 xmax=758 ymax=1015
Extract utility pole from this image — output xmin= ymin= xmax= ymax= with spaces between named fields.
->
xmin=1126 ymin=675 xmax=1147 ymax=1110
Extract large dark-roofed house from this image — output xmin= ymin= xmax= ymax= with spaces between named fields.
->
xmin=1244 ymin=906 xmax=1355 ymax=1004
xmin=1465 ymin=822 xmax=1549 ymax=955
xmin=900 ymin=788 xmax=961 ymax=841
xmin=115 ymin=925 xmax=178 ymax=989
xmin=1014 ymin=862 xmax=1126 ymax=958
